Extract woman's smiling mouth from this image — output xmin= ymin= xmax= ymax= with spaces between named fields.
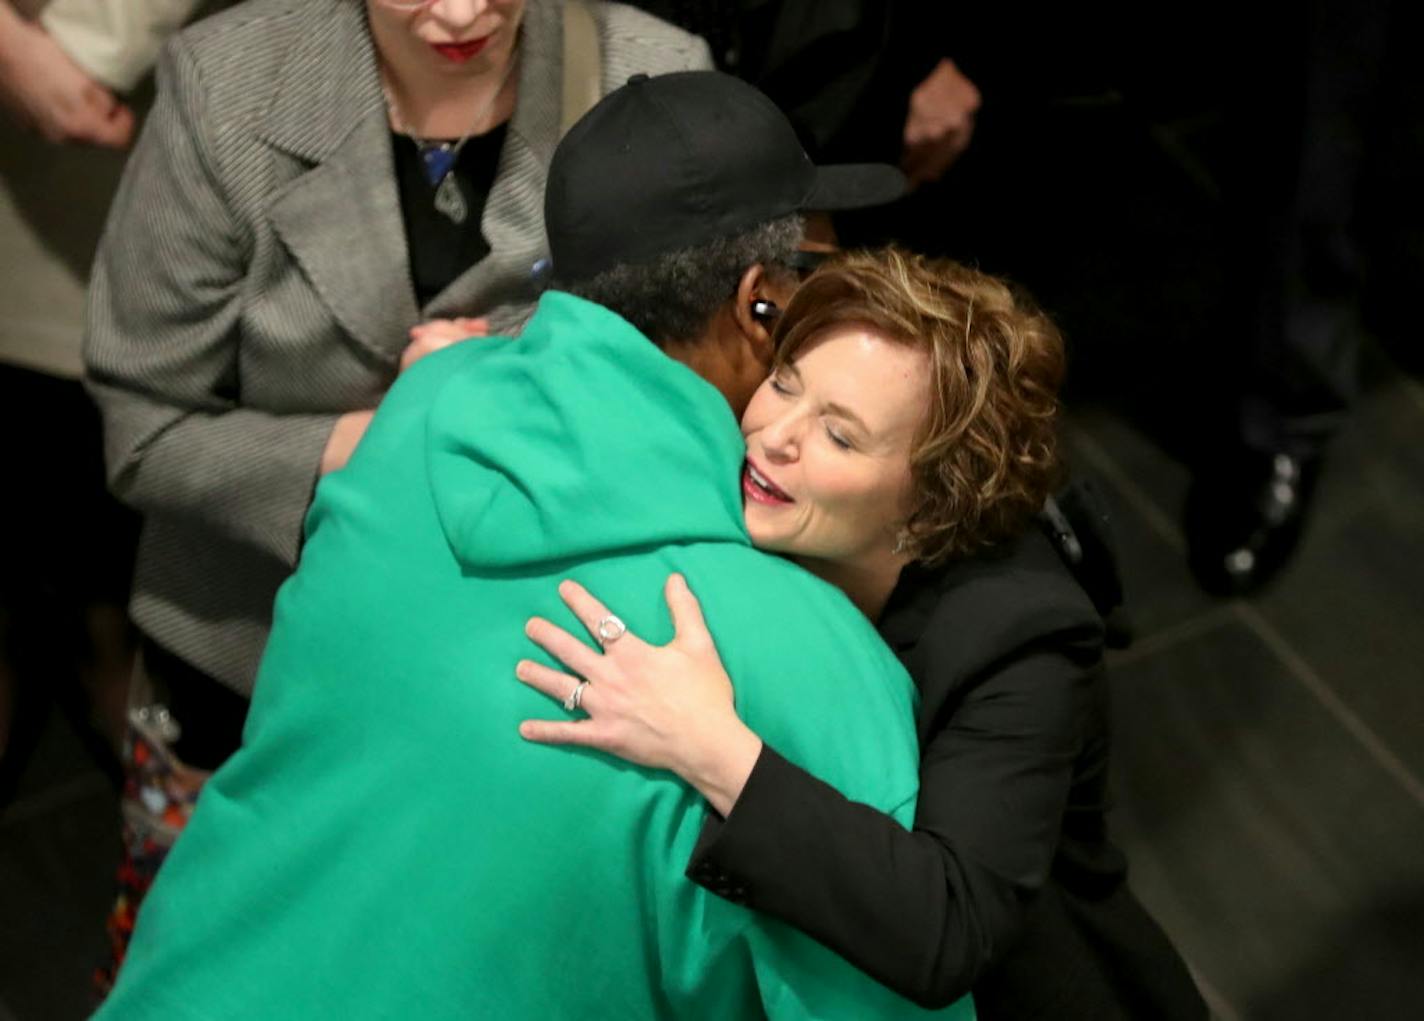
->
xmin=743 ymin=459 xmax=794 ymax=505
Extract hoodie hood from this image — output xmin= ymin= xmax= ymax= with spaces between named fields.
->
xmin=426 ymin=292 xmax=751 ymax=570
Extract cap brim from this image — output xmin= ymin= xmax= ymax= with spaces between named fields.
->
xmin=802 ymin=163 xmax=909 ymax=211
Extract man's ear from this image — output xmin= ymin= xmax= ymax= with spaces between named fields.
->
xmin=732 ymin=263 xmax=797 ymax=368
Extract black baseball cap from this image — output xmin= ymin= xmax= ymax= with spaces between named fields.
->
xmin=545 ymin=71 xmax=907 ymax=281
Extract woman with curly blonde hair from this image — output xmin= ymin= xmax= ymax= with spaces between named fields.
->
xmin=517 ymin=247 xmax=1204 ymax=1020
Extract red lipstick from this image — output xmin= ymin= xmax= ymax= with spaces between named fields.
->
xmin=742 ymin=459 xmax=794 ymax=506
xmin=431 ymin=36 xmax=492 ymax=62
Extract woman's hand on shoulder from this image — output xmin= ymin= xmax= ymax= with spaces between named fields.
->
xmin=319 ymin=409 xmax=375 ymax=476
xmin=320 ymin=317 xmax=489 ymax=475
xmin=517 ymin=575 xmax=762 ymax=816
xmin=400 ymin=317 xmax=490 ymax=372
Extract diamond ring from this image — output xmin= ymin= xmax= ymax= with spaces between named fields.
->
xmin=596 ymin=614 xmax=627 ymax=647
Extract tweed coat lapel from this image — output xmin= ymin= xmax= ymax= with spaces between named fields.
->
xmin=264 ymin=0 xmax=419 ymax=367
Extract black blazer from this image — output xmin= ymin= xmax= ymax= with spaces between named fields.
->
xmin=687 ymin=525 xmax=1205 ymax=1018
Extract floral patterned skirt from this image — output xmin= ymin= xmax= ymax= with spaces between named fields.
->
xmin=94 ymin=698 xmax=209 ymax=995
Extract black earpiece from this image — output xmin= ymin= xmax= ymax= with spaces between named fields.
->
xmin=750 ymin=299 xmax=781 ymax=323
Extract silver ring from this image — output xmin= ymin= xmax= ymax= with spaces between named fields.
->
xmin=563 ymin=680 xmax=590 ymax=713
xmin=596 ymin=614 xmax=627 ymax=647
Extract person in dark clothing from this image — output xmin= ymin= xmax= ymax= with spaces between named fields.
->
xmin=517 ymin=249 xmax=1206 ymax=1019
xmin=1186 ymin=0 xmax=1403 ymax=594
xmin=630 ymin=0 xmax=983 ymax=181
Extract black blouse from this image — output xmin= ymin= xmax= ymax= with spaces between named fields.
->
xmin=392 ymin=124 xmax=509 ymax=307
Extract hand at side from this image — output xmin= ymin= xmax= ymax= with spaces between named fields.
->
xmin=901 ymin=58 xmax=980 ymax=187
xmin=0 ymin=5 xmax=134 ymax=148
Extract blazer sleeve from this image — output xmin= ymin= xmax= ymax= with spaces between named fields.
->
xmin=687 ymin=639 xmax=1090 ymax=1009
xmin=83 ymin=39 xmax=339 ymax=567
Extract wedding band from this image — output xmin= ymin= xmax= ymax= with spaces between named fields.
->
xmin=596 ymin=614 xmax=627 ymax=647
xmin=563 ymin=680 xmax=590 ymax=712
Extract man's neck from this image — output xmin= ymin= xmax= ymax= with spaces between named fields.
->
xmin=662 ymin=328 xmax=749 ymax=419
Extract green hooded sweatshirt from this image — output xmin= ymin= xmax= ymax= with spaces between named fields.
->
xmin=99 ymin=293 xmax=975 ymax=1021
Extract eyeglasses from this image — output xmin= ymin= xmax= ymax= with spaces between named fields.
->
xmin=787 ymin=248 xmax=832 ymax=280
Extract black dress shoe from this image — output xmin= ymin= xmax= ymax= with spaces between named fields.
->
xmin=1185 ymin=450 xmax=1320 ymax=596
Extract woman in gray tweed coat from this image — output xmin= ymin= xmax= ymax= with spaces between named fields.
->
xmin=84 ymin=0 xmax=709 ymax=747
xmin=81 ymin=0 xmax=710 ymax=980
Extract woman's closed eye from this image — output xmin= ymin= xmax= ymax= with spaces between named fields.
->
xmin=824 ymin=422 xmax=854 ymax=450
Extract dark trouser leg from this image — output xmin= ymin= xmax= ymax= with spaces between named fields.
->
xmin=1060 ymin=882 xmax=1210 ymax=1021
xmin=0 ymin=364 xmax=140 ymax=788
xmin=1187 ymin=0 xmax=1395 ymax=594
xmin=1232 ymin=0 xmax=1390 ymax=459
xmin=974 ymin=878 xmax=1208 ymax=1021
